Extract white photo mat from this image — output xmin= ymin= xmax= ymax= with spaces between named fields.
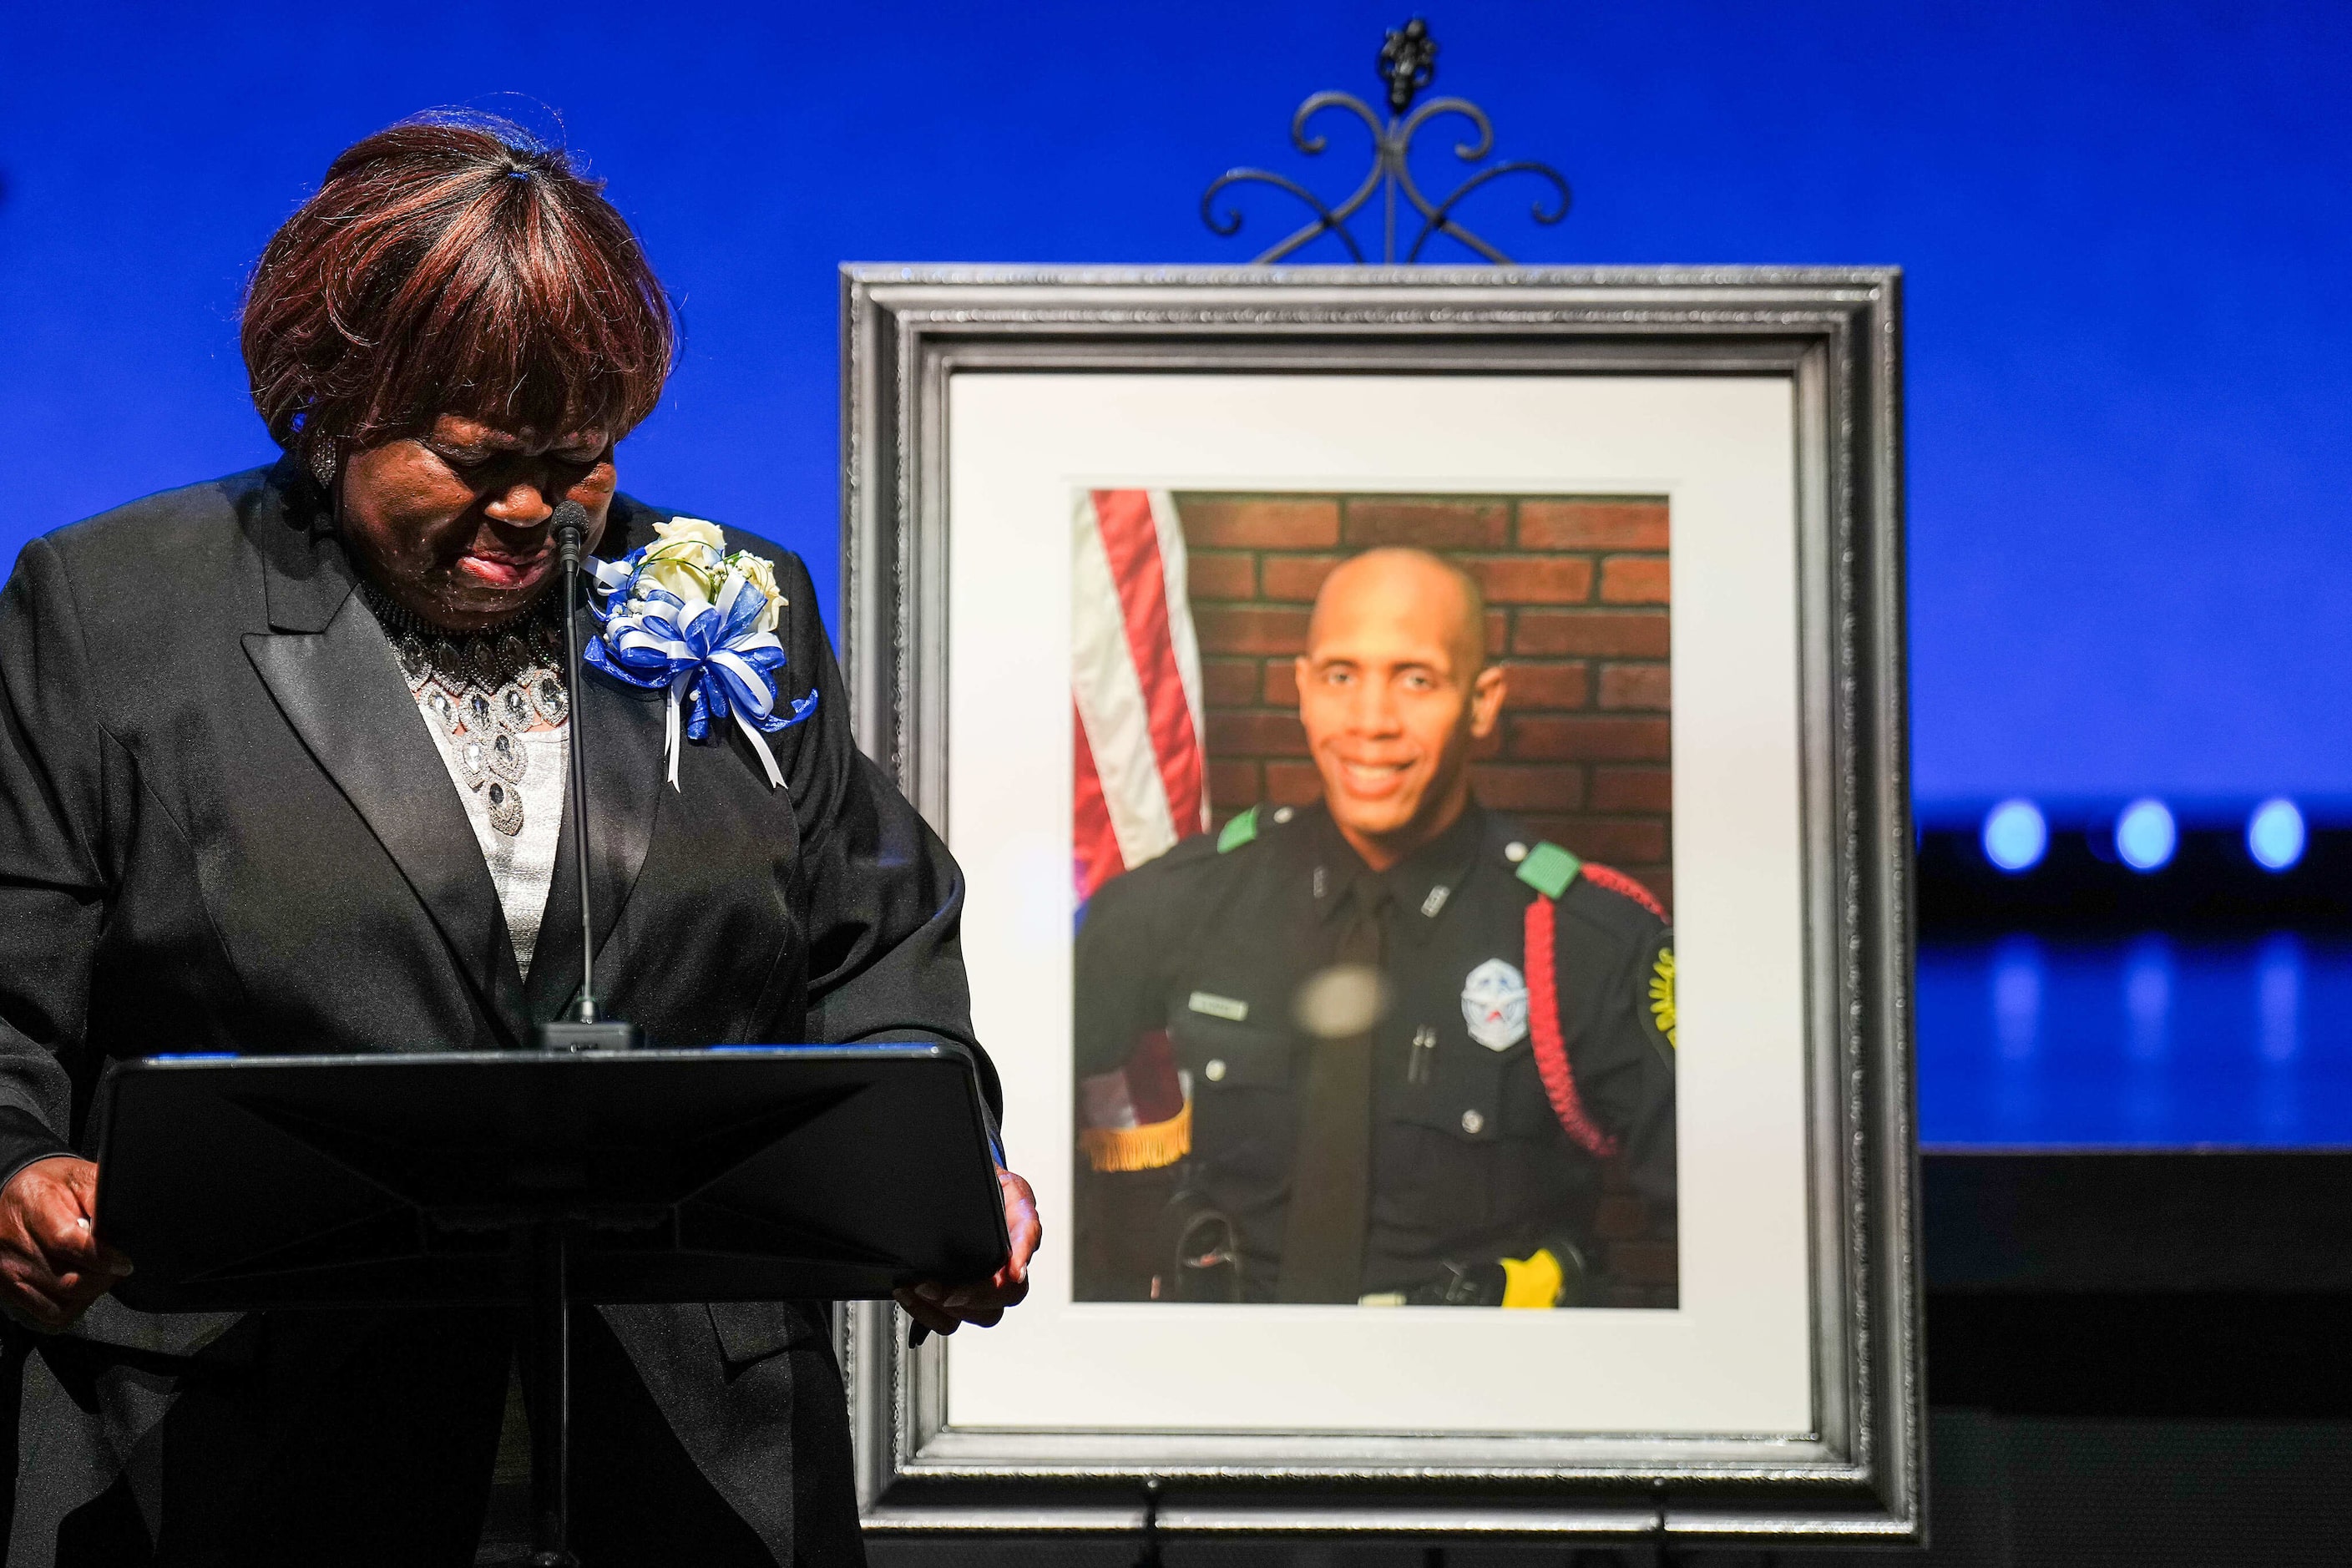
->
xmin=942 ymin=372 xmax=1808 ymax=1437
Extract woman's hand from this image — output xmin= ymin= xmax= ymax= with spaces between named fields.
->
xmin=0 ymin=1157 xmax=133 ymax=1332
xmin=894 ymin=1166 xmax=1040 ymax=1341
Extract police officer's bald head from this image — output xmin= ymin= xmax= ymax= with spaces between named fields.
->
xmin=1296 ymin=548 xmax=1507 ymax=870
xmin=1306 ymin=549 xmax=1488 ymax=686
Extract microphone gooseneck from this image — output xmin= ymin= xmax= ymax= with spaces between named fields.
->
xmin=535 ymin=500 xmax=643 ymax=1054
xmin=552 ymin=499 xmax=600 ymax=1027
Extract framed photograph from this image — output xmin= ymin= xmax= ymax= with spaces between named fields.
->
xmin=837 ymin=267 xmax=1917 ymax=1546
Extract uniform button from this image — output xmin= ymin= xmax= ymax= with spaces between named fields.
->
xmin=1205 ymin=1059 xmax=1227 ymax=1082
xmin=1460 ymin=1109 xmax=1485 ymax=1135
xmin=1272 ymin=807 xmax=1294 ymax=824
xmin=1504 ymin=842 xmax=1529 ymax=862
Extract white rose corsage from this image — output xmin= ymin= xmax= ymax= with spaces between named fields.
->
xmin=584 ymin=518 xmax=817 ymax=790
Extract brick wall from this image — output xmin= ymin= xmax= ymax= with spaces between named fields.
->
xmin=1177 ymin=492 xmax=1673 ymax=914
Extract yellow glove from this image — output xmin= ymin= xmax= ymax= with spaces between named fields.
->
xmin=1499 ymin=1247 xmax=1565 ymax=1309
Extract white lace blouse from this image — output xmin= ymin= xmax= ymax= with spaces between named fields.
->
xmin=366 ymin=586 xmax=576 ymax=981
xmin=413 ymin=711 xmax=569 ymax=978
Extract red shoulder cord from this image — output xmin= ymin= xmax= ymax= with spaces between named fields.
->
xmin=1524 ymin=888 xmax=1623 ymax=1160
xmin=1580 ymin=862 xmax=1666 ymax=919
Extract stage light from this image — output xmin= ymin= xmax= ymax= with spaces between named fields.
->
xmin=2248 ymin=797 xmax=2305 ymax=871
xmin=1981 ymin=798 xmax=2047 ymax=873
xmin=2116 ymin=797 xmax=2176 ymax=871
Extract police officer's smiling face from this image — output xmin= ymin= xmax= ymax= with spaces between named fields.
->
xmin=1296 ymin=549 xmax=1507 ymax=871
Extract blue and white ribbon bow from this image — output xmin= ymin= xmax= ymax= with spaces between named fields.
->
xmin=584 ymin=544 xmax=817 ymax=791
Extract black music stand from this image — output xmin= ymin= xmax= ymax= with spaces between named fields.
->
xmin=93 ymin=1044 xmax=1008 ymax=1567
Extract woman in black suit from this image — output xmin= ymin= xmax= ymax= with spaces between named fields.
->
xmin=0 ymin=114 xmax=1038 ymax=1566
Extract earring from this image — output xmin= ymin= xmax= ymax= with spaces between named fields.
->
xmin=307 ymin=438 xmax=336 ymax=491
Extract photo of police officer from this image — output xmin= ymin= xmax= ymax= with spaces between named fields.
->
xmin=1074 ymin=533 xmax=1677 ymax=1308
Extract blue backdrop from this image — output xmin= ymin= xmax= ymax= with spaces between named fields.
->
xmin=4 ymin=0 xmax=2349 ymax=820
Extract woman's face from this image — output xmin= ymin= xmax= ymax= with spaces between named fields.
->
xmin=339 ymin=414 xmax=616 ymax=632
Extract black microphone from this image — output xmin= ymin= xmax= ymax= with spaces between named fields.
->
xmin=537 ymin=499 xmax=643 ymax=1054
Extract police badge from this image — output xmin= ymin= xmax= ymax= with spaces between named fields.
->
xmin=1460 ymin=958 xmax=1530 ymax=1051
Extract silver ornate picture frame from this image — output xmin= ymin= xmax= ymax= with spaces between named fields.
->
xmin=837 ymin=266 xmax=1919 ymax=1548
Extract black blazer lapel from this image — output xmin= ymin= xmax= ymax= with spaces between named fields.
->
xmin=524 ymin=594 xmax=665 ymax=1024
xmin=245 ymin=591 xmax=530 ymax=1047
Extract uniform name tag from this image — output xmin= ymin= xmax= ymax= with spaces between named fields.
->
xmin=1187 ymin=990 xmax=1250 ymax=1022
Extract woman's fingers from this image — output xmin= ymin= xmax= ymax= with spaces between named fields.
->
xmin=33 ymin=1210 xmax=104 ymax=1275
xmin=894 ymin=1167 xmax=1046 ymax=1338
xmin=55 ymin=1165 xmax=129 ymax=1277
xmin=997 ymin=1168 xmax=1042 ymax=1284
xmin=968 ymin=1271 xmax=1030 ymax=1313
xmin=941 ymin=1277 xmax=1028 ymax=1319
xmin=31 ymin=1216 xmax=130 ymax=1302
xmin=893 ymin=1286 xmax=963 ymax=1336
xmin=0 ymin=1256 xmax=78 ymax=1330
xmin=58 ymin=1157 xmax=102 ymax=1210
xmin=0 ymin=1158 xmax=129 ymax=1333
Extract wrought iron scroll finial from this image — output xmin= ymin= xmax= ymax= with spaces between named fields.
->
xmin=1200 ymin=17 xmax=1570 ymax=265
xmin=1378 ymin=18 xmax=1437 ymax=115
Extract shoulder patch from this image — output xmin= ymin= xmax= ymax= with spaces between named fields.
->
xmin=1515 ymin=840 xmax=1582 ymax=899
xmin=1641 ymin=930 xmax=1677 ymax=1061
xmin=1582 ymin=862 xmax=1667 ymax=919
xmin=1216 ymin=806 xmax=1261 ymax=853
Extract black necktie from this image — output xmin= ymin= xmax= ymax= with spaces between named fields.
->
xmin=1277 ymin=879 xmax=1385 ymax=1302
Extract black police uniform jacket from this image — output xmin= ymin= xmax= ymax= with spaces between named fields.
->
xmin=0 ymin=461 xmax=993 ymax=1565
xmin=1075 ymin=800 xmax=1673 ymax=1303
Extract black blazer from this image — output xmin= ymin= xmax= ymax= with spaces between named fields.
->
xmin=0 ymin=460 xmax=989 ymax=1558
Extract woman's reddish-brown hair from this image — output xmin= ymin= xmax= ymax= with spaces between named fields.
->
xmin=242 ymin=114 xmax=675 ymax=476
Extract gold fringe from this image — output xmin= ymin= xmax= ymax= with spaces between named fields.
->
xmin=1080 ymin=1100 xmax=1191 ymax=1172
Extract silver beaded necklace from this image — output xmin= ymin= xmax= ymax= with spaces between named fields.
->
xmin=362 ymin=584 xmax=570 ymax=837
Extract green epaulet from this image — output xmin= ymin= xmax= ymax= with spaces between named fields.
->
xmin=1515 ymin=840 xmax=1582 ymax=899
xmin=1216 ymin=806 xmax=1261 ymax=853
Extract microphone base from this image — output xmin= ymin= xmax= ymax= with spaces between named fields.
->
xmin=535 ymin=1019 xmax=645 ymax=1054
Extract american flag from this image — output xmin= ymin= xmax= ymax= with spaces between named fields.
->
xmin=1072 ymin=488 xmax=1210 ymax=911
